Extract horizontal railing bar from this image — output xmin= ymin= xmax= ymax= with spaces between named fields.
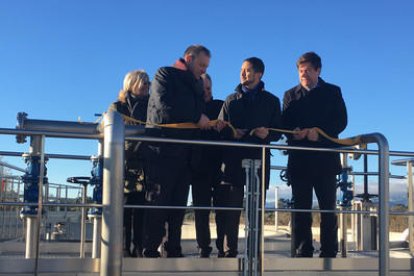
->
xmin=0 ymin=150 xmax=92 ymax=160
xmin=1 ymin=127 xmax=413 ymax=157
xmin=2 ymin=201 xmax=413 ymax=216
xmin=0 ymin=128 xmax=101 ymax=139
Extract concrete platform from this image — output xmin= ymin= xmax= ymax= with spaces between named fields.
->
xmin=0 ymin=223 xmax=412 ymax=275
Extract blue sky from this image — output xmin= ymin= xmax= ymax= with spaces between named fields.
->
xmin=1 ymin=1 xmax=413 ymax=197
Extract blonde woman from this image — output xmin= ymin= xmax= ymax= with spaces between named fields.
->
xmin=110 ymin=70 xmax=150 ymax=257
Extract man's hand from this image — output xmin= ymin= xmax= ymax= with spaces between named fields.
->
xmin=293 ymin=128 xmax=308 ymax=140
xmin=197 ymin=114 xmax=210 ymax=130
xmin=214 ymin=119 xmax=227 ymax=132
xmin=251 ymin=127 xmax=269 ymax=139
xmin=307 ymin=127 xmax=319 ymax=142
xmin=234 ymin=129 xmax=247 ymax=139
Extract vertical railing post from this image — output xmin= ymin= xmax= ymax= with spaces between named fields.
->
xmin=362 ymin=133 xmax=389 ymax=276
xmin=407 ymin=161 xmax=414 ymax=253
xmin=260 ymin=147 xmax=266 ymax=276
xmin=242 ymin=159 xmax=252 ymax=276
xmin=242 ymin=159 xmax=261 ymax=276
xmin=100 ymin=111 xmax=124 ymax=276
xmin=21 ymin=135 xmax=47 ymax=260
xmin=274 ymin=187 xmax=278 ymax=230
xmin=80 ymin=182 xmax=88 ymax=258
xmin=90 ymin=140 xmax=103 ymax=259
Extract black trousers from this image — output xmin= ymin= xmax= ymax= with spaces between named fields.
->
xmin=143 ymin=155 xmax=191 ymax=256
xmin=124 ymin=191 xmax=145 ymax=252
xmin=191 ymin=173 xmax=219 ymax=250
xmin=290 ymin=172 xmax=338 ymax=256
xmin=214 ymin=184 xmax=244 ymax=255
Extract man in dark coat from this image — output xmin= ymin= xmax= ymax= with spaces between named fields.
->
xmin=216 ymin=57 xmax=282 ymax=257
xmin=191 ymin=73 xmax=224 ymax=258
xmin=282 ymin=52 xmax=348 ymax=258
xmin=143 ymin=45 xmax=211 ymax=258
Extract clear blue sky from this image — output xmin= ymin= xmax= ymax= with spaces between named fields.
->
xmin=1 ymin=1 xmax=413 ymax=195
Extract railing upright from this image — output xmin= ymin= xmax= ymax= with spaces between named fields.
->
xmin=361 ymin=133 xmax=389 ymax=276
xmin=100 ymin=111 xmax=124 ymax=276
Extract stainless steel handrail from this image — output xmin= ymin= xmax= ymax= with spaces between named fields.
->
xmin=0 ymin=113 xmax=407 ymax=276
xmin=100 ymin=111 xmax=124 ymax=276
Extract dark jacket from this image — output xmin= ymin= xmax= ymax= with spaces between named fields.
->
xmin=110 ymin=93 xmax=149 ymax=192
xmin=218 ymin=82 xmax=282 ymax=188
xmin=191 ymin=99 xmax=224 ymax=176
xmin=145 ymin=63 xmax=205 ymax=158
xmin=110 ymin=93 xmax=149 ymax=159
xmin=282 ymin=78 xmax=348 ymax=176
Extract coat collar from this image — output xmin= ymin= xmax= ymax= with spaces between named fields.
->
xmin=235 ymin=81 xmax=265 ymax=99
xmin=294 ymin=77 xmax=326 ymax=94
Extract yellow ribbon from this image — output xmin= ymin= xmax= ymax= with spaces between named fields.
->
xmin=264 ymin=127 xmax=362 ymax=146
xmin=117 ymin=112 xmax=361 ymax=146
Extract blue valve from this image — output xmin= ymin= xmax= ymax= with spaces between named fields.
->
xmin=89 ymin=156 xmax=103 ymax=215
xmin=21 ymin=154 xmax=48 ymax=215
xmin=337 ymin=168 xmax=353 ymax=207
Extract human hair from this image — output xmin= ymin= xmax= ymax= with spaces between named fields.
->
xmin=118 ymin=70 xmax=149 ymax=103
xmin=243 ymin=57 xmax=265 ymax=75
xmin=184 ymin=44 xmax=211 ymax=58
xmin=201 ymin=73 xmax=212 ymax=84
xmin=296 ymin=52 xmax=322 ymax=70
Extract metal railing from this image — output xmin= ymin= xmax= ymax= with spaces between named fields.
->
xmin=0 ymin=111 xmax=413 ymax=276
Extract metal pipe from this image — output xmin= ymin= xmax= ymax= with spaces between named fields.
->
xmin=270 ymin=165 xmax=287 ymax=171
xmin=0 ymin=151 xmax=91 ymax=160
xmin=349 ymin=172 xmax=405 ymax=179
xmin=0 ymin=160 xmax=25 ymax=173
xmin=34 ymin=135 xmax=46 ymax=274
xmin=91 ymin=215 xmax=101 ymax=258
xmin=260 ymin=148 xmax=265 ymax=276
xmin=242 ymin=160 xmax=250 ymax=276
xmin=351 ymin=174 xmax=357 ymax=249
xmin=17 ymin=112 xmax=100 ymax=134
xmin=1 ymin=128 xmax=101 ymax=139
xmin=340 ymin=153 xmax=348 ymax=258
xmin=80 ymin=183 xmax=87 ymax=258
xmin=363 ymin=152 xmax=368 ymax=201
xmin=91 ymin=141 xmax=103 ymax=259
xmin=100 ymin=111 xmax=124 ymax=276
xmin=2 ymin=122 xmax=414 ymax=158
xmin=13 ymin=112 xmax=143 ymax=142
xmin=407 ymin=161 xmax=413 ymax=253
xmin=0 ymin=201 xmax=244 ymax=211
xmin=24 ymin=135 xmax=42 ymax=259
xmin=274 ymin=187 xmax=278 ymax=230
xmin=242 ymin=159 xmax=262 ymax=276
xmin=361 ymin=133 xmax=389 ymax=276
xmin=25 ymin=215 xmax=38 ymax=258
xmin=65 ymin=186 xmax=68 ymax=216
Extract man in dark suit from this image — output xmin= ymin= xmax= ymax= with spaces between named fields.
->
xmin=282 ymin=52 xmax=348 ymax=258
xmin=191 ymin=73 xmax=224 ymax=258
xmin=143 ymin=45 xmax=211 ymax=258
xmin=216 ymin=57 xmax=282 ymax=257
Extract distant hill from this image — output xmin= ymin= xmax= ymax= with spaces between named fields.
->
xmin=266 ymin=178 xmax=408 ymax=209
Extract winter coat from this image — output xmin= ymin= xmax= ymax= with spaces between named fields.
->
xmin=282 ymin=78 xmax=348 ymax=176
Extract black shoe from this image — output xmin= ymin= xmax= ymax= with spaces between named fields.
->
xmin=143 ymin=249 xmax=161 ymax=258
xmin=123 ymin=249 xmax=131 ymax=257
xmin=164 ymin=242 xmax=184 ymax=258
xmin=131 ymin=247 xmax=143 ymax=258
xmin=167 ymin=252 xmax=184 ymax=258
xmin=319 ymin=252 xmax=337 ymax=258
xmin=217 ymin=251 xmax=225 ymax=258
xmin=199 ymin=246 xmax=212 ymax=258
xmin=224 ymin=250 xmax=238 ymax=258
xmin=295 ymin=253 xmax=313 ymax=258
